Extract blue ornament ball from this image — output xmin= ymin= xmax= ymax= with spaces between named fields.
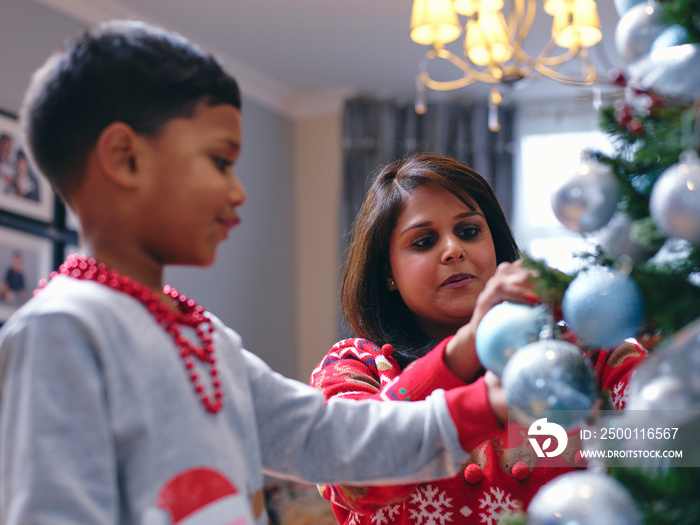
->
xmin=501 ymin=339 xmax=598 ymax=429
xmin=475 ymin=302 xmax=549 ymax=376
xmin=562 ymin=267 xmax=644 ymax=348
xmin=651 ymin=25 xmax=689 ymax=52
xmin=528 ymin=471 xmax=641 ymax=525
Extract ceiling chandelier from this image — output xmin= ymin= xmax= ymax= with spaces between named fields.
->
xmin=409 ymin=0 xmax=603 ymax=130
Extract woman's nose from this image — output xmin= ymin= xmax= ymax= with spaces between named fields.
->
xmin=441 ymin=236 xmax=464 ymax=263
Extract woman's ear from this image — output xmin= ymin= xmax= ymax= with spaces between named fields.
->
xmin=386 ymin=275 xmax=397 ymax=291
xmin=94 ymin=122 xmax=140 ymax=190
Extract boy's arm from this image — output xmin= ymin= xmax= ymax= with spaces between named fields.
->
xmin=244 ymin=335 xmax=501 ymax=494
xmin=0 ymin=314 xmax=117 ymax=525
xmin=308 ymin=338 xmax=498 ymax=513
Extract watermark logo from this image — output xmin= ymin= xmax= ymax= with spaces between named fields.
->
xmin=528 ymin=418 xmax=568 ymax=458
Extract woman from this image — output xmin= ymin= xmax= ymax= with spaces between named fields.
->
xmin=311 ymin=153 xmax=645 ymax=524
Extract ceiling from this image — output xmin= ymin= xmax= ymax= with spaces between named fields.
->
xmin=31 ymin=0 xmax=624 ymax=118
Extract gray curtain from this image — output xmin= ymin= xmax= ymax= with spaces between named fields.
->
xmin=337 ymin=97 xmax=516 ymax=337
xmin=341 ymin=98 xmax=516 ymax=243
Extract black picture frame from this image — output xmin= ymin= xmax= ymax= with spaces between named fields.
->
xmin=0 ymin=107 xmax=79 ymax=317
xmin=0 ymin=225 xmax=52 ymax=322
xmin=0 ymin=112 xmax=54 ymax=222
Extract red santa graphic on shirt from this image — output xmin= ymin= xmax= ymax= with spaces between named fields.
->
xmin=142 ymin=467 xmax=255 ymax=525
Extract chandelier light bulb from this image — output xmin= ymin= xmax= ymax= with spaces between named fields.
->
xmin=409 ymin=0 xmax=601 ymax=117
xmin=410 ymin=0 xmax=462 ymax=46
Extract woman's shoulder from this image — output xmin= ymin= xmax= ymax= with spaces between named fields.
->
xmin=312 ymin=338 xmax=401 ymax=380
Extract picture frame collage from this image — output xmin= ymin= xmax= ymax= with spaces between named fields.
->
xmin=0 ymin=109 xmax=79 ymax=323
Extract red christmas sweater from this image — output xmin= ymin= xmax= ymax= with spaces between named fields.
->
xmin=310 ymin=337 xmax=646 ymax=524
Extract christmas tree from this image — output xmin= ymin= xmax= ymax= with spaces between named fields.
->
xmin=488 ymin=0 xmax=700 ymax=523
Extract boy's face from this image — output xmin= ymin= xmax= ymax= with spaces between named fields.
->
xmin=136 ymin=102 xmax=246 ymax=267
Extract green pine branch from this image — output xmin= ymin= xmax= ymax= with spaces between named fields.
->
xmin=658 ymin=0 xmax=700 ymax=43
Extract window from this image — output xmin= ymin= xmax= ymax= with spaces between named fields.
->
xmin=512 ymin=100 xmax=614 ymax=273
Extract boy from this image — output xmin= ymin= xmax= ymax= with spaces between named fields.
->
xmin=0 ymin=21 xmax=507 ymax=524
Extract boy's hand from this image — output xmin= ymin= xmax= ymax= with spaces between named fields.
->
xmin=444 ymin=260 xmax=540 ymax=381
xmin=484 ymin=371 xmax=508 ymax=425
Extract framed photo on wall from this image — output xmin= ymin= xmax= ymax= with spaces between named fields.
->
xmin=0 ymin=113 xmax=54 ymax=222
xmin=0 ymin=226 xmax=53 ymax=322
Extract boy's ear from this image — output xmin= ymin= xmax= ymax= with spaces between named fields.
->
xmin=94 ymin=122 xmax=140 ymax=190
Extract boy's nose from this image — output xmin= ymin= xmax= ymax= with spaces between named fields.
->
xmin=229 ymin=174 xmax=247 ymax=207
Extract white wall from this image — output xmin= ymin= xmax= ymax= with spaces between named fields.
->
xmin=0 ymin=0 xmax=337 ymax=380
xmin=294 ymin=114 xmax=342 ymax=382
xmin=165 ymin=101 xmax=299 ymax=379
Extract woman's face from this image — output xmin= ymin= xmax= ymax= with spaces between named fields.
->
xmin=388 ymin=182 xmax=498 ymax=338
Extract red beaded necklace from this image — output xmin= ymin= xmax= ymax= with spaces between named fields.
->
xmin=38 ymin=254 xmax=223 ymax=414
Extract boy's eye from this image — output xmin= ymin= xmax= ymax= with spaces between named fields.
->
xmin=213 ymin=157 xmax=233 ymax=173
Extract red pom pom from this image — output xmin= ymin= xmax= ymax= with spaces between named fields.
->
xmin=463 ymin=464 xmax=483 ymax=484
xmin=381 ymin=344 xmax=394 ymax=356
xmin=575 ymin=450 xmax=588 ymax=469
xmin=511 ymin=461 xmax=530 ymax=480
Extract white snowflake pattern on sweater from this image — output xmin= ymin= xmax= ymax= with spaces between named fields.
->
xmin=611 ymin=381 xmax=630 ymax=408
xmin=371 ymin=503 xmax=402 ymax=524
xmin=408 ymin=484 xmax=454 ymax=525
xmin=476 ymin=487 xmax=520 ymax=525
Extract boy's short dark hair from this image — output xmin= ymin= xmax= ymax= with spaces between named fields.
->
xmin=20 ymin=20 xmax=241 ymax=201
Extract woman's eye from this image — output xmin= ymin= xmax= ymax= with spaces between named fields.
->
xmin=458 ymin=226 xmax=481 ymax=240
xmin=411 ymin=236 xmax=435 ymax=249
xmin=213 ymin=157 xmax=232 ymax=173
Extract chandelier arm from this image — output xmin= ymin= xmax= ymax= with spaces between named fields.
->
xmin=529 ymin=59 xmax=598 ymax=86
xmin=513 ymin=0 xmax=537 ymax=45
xmin=420 ymin=48 xmax=504 ymax=88
xmin=420 ymin=73 xmax=479 ymax=91
xmin=510 ymin=37 xmax=580 ymax=68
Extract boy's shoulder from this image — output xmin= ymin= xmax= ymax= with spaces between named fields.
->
xmin=1 ymin=276 xmax=142 ymax=336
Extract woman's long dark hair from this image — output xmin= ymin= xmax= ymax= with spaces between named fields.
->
xmin=341 ymin=153 xmax=519 ymax=368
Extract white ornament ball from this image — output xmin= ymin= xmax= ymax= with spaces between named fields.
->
xmin=551 ymin=160 xmax=620 ymax=233
xmin=475 ymin=302 xmax=549 ymax=377
xmin=562 ymin=267 xmax=644 ymax=348
xmin=501 ymin=339 xmax=598 ymax=429
xmin=649 ymin=149 xmax=700 ymax=244
xmin=615 ymin=1 xmax=669 ymax=63
xmin=528 ymin=471 xmax=641 ymax=525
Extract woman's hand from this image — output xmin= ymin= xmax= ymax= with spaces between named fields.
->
xmin=445 ymin=260 xmax=539 ymax=381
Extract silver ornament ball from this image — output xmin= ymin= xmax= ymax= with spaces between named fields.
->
xmin=629 ymin=43 xmax=700 ymax=101
xmin=502 ymin=339 xmax=598 ymax=430
xmin=614 ymin=0 xmax=647 ymax=17
xmin=528 ymin=471 xmax=641 ymax=525
xmin=650 ymin=150 xmax=700 ymax=244
xmin=598 ymin=213 xmax=656 ymax=263
xmin=615 ymin=1 xmax=669 ymax=63
xmin=551 ymin=160 xmax=620 ymax=233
